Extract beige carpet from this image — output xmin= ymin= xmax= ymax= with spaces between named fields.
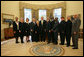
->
xmin=1 ymin=36 xmax=83 ymax=56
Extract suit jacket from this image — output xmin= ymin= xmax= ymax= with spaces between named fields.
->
xmin=25 ymin=23 xmax=30 ymax=32
xmin=65 ymin=20 xmax=72 ymax=34
xmin=29 ymin=22 xmax=36 ymax=33
xmin=50 ymin=20 xmax=55 ymax=30
xmin=59 ymin=20 xmax=66 ymax=33
xmin=46 ymin=21 xmax=51 ymax=31
xmin=52 ymin=20 xmax=59 ymax=32
xmin=13 ymin=21 xmax=19 ymax=31
xmin=19 ymin=22 xmax=25 ymax=36
xmin=72 ymin=18 xmax=81 ymax=34
xmin=39 ymin=20 xmax=46 ymax=33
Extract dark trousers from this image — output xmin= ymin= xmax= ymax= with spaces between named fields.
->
xmin=41 ymin=31 xmax=46 ymax=42
xmin=51 ymin=31 xmax=54 ymax=43
xmin=35 ymin=33 xmax=39 ymax=42
xmin=60 ymin=32 xmax=65 ymax=45
xmin=31 ymin=32 xmax=35 ymax=42
xmin=16 ymin=37 xmax=19 ymax=43
xmin=72 ymin=33 xmax=79 ymax=48
xmin=20 ymin=31 xmax=24 ymax=43
xmin=14 ymin=30 xmax=19 ymax=43
xmin=20 ymin=34 xmax=24 ymax=43
xmin=54 ymin=32 xmax=58 ymax=44
xmin=47 ymin=31 xmax=51 ymax=43
xmin=66 ymin=33 xmax=71 ymax=46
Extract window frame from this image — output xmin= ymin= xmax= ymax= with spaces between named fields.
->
xmin=53 ymin=8 xmax=62 ymax=22
xmin=38 ymin=9 xmax=47 ymax=21
xmin=24 ymin=8 xmax=32 ymax=23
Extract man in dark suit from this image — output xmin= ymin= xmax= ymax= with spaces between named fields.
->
xmin=13 ymin=17 xmax=20 ymax=43
xmin=39 ymin=17 xmax=46 ymax=42
xmin=59 ymin=17 xmax=66 ymax=45
xmin=30 ymin=18 xmax=36 ymax=42
xmin=52 ymin=17 xmax=59 ymax=45
xmin=19 ymin=18 xmax=25 ymax=43
xmin=65 ymin=16 xmax=72 ymax=47
xmin=46 ymin=17 xmax=51 ymax=44
xmin=50 ymin=17 xmax=55 ymax=43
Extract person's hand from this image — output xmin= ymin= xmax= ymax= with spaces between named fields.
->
xmin=14 ymin=31 xmax=16 ymax=33
xmin=49 ymin=30 xmax=51 ymax=32
xmin=74 ymin=32 xmax=76 ymax=34
xmin=62 ymin=32 xmax=64 ymax=33
xmin=35 ymin=31 xmax=37 ymax=33
xmin=19 ymin=30 xmax=21 ymax=33
xmin=31 ymin=29 xmax=33 ymax=32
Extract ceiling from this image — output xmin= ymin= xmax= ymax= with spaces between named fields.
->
xmin=20 ymin=1 xmax=65 ymax=5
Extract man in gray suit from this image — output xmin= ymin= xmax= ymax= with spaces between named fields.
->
xmin=72 ymin=14 xmax=81 ymax=49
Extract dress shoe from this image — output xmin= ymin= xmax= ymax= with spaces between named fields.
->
xmin=21 ymin=42 xmax=24 ymax=43
xmin=72 ymin=47 xmax=78 ymax=49
xmin=16 ymin=42 xmax=19 ymax=43
xmin=66 ymin=45 xmax=70 ymax=47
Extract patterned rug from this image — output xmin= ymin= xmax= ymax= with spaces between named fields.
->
xmin=29 ymin=43 xmax=64 ymax=56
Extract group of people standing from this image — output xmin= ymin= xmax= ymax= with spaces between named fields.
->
xmin=13 ymin=14 xmax=81 ymax=49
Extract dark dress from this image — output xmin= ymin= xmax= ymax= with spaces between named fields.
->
xmin=13 ymin=21 xmax=20 ymax=43
xmin=59 ymin=20 xmax=66 ymax=45
xmin=25 ymin=23 xmax=30 ymax=36
xmin=34 ymin=24 xmax=40 ymax=42
xmin=65 ymin=20 xmax=72 ymax=46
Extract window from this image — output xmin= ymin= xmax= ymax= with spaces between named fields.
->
xmin=39 ymin=10 xmax=47 ymax=21
xmin=53 ymin=8 xmax=62 ymax=22
xmin=24 ymin=8 xmax=32 ymax=23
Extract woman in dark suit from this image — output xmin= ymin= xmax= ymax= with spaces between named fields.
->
xmin=25 ymin=18 xmax=30 ymax=42
xmin=35 ymin=20 xmax=40 ymax=42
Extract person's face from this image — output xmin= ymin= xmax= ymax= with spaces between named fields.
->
xmin=74 ymin=15 xmax=78 ymax=19
xmin=55 ymin=18 xmax=58 ymax=21
xmin=67 ymin=17 xmax=70 ymax=20
xmin=21 ymin=18 xmax=24 ymax=23
xmin=41 ymin=17 xmax=43 ymax=20
xmin=36 ymin=21 xmax=39 ymax=25
xmin=26 ymin=19 xmax=29 ymax=22
xmin=16 ymin=17 xmax=18 ymax=21
xmin=32 ymin=18 xmax=35 ymax=22
xmin=47 ymin=17 xmax=50 ymax=21
xmin=61 ymin=18 xmax=64 ymax=21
